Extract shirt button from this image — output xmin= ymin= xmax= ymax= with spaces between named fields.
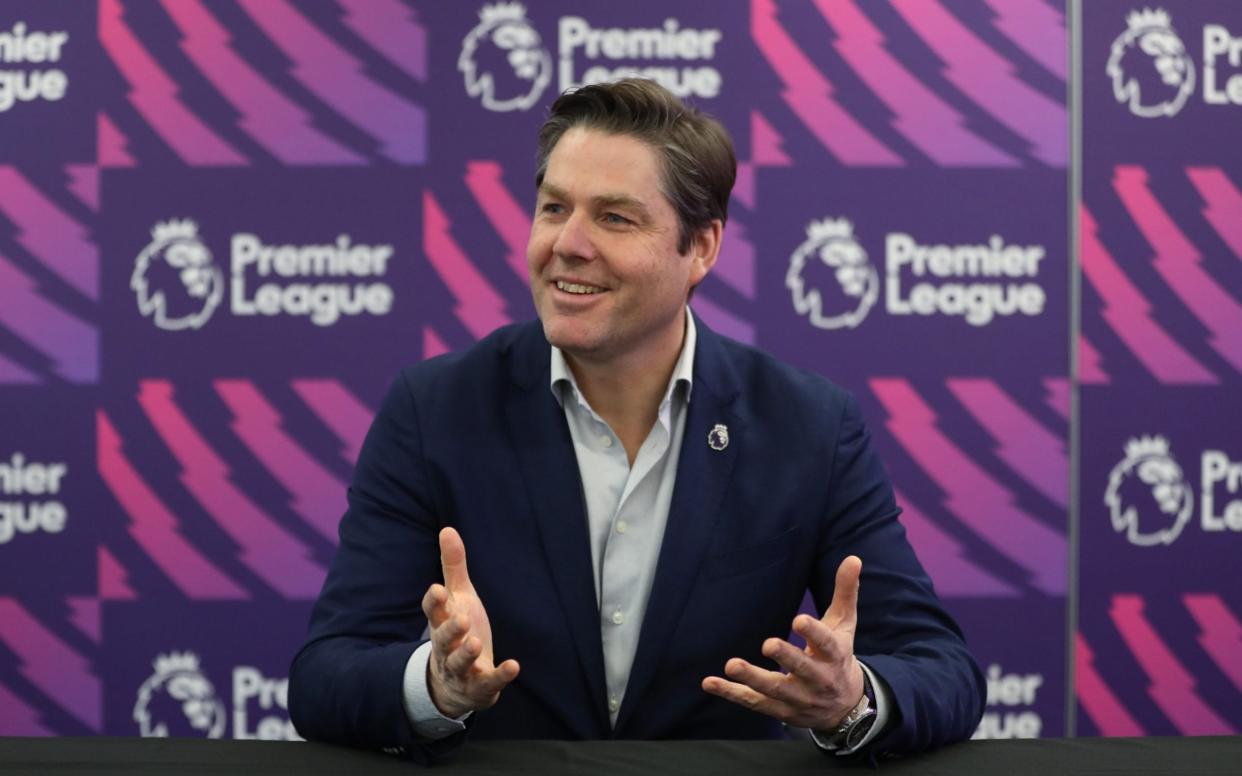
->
xmin=599 ymin=435 xmax=613 ymax=447
xmin=616 ymin=520 xmax=628 ymax=534
xmin=611 ymin=610 xmax=624 ymax=625
xmin=609 ymin=697 xmax=620 ymax=712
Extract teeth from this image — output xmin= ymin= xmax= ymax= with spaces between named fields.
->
xmin=556 ymin=280 xmax=604 ymax=295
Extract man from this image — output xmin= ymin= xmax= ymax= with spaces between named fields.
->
xmin=289 ymin=79 xmax=985 ymax=763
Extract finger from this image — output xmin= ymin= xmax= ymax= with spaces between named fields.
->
xmin=794 ymin=615 xmax=851 ymax=662
xmin=470 ymin=658 xmax=521 ymax=698
xmin=701 ymin=675 xmax=794 ymax=721
xmin=439 ymin=527 xmax=473 ymax=593
xmin=723 ymin=657 xmax=807 ymax=707
xmin=443 ymin=634 xmax=484 ymax=677
xmin=823 ymin=555 xmax=861 ymax=629
xmin=762 ymin=637 xmax=825 ymax=682
xmin=432 ymin=612 xmax=470 ymax=658
xmin=421 ymin=584 xmax=451 ymax=628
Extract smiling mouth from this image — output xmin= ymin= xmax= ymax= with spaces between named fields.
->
xmin=556 ymin=280 xmax=606 ymax=295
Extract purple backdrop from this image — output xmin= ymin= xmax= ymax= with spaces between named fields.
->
xmin=0 ymin=0 xmax=1234 ymax=743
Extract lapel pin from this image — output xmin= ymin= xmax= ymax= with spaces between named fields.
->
xmin=708 ymin=423 xmax=729 ymax=451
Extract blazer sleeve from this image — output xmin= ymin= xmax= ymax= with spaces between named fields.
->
xmin=288 ymin=371 xmax=464 ymax=763
xmin=812 ymin=392 xmax=986 ymax=757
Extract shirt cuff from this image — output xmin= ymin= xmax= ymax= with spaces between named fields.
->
xmin=402 ymin=641 xmax=471 ymax=740
xmin=809 ymin=661 xmax=892 ymax=756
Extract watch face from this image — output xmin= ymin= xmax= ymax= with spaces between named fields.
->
xmin=844 ymin=709 xmax=877 ymax=750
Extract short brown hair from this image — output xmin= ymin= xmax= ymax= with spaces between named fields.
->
xmin=535 ymin=79 xmax=736 ymax=255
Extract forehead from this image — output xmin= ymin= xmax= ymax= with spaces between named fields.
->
xmin=542 ymin=128 xmax=668 ymax=204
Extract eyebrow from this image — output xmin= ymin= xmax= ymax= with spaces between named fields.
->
xmin=538 ymin=183 xmax=652 ymax=220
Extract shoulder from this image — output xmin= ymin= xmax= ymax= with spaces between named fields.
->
xmin=389 ymin=320 xmax=545 ymax=410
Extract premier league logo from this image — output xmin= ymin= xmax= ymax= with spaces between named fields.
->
xmin=131 ymin=219 xmax=223 ymax=331
xmin=1104 ymin=435 xmax=1194 ymax=547
xmin=787 ymin=218 xmax=879 ymax=330
xmin=133 ymin=652 xmax=227 ymax=738
xmin=459 ymin=3 xmax=552 ymax=112
xmin=1107 ymin=8 xmax=1196 ymax=118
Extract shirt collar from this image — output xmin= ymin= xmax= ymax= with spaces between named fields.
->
xmin=550 ymin=309 xmax=697 ymax=408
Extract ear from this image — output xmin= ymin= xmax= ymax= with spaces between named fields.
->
xmin=687 ymin=219 xmax=723 ymax=288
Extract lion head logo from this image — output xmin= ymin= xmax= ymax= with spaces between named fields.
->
xmin=133 ymin=652 xmax=227 ymax=738
xmin=459 ymin=2 xmax=551 ymax=112
xmin=1107 ymin=8 xmax=1195 ymax=118
xmin=131 ymin=219 xmax=223 ymax=331
xmin=786 ymin=218 xmax=878 ymax=330
xmin=1105 ymin=435 xmax=1194 ymax=547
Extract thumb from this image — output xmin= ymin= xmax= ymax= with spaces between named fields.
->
xmin=439 ymin=527 xmax=473 ymax=592
xmin=823 ymin=555 xmax=861 ymax=629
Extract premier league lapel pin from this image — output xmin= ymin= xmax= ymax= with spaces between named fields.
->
xmin=707 ymin=423 xmax=729 ymax=451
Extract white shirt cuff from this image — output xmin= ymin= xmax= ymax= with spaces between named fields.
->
xmin=402 ymin=641 xmax=471 ymax=740
xmin=809 ymin=661 xmax=892 ymax=755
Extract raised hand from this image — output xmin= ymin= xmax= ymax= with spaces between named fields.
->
xmin=701 ymin=555 xmax=866 ymax=730
xmin=422 ymin=527 xmax=520 ymax=718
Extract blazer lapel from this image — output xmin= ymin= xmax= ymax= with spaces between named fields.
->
xmin=502 ymin=326 xmax=609 ymax=733
xmin=614 ymin=318 xmax=744 ymax=733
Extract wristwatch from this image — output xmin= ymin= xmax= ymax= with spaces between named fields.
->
xmin=821 ymin=672 xmax=877 ymax=751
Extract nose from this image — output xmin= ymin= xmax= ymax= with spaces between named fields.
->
xmin=550 ymin=210 xmax=597 ymax=262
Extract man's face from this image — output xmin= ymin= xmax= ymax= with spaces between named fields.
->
xmin=527 ymin=128 xmax=712 ymax=365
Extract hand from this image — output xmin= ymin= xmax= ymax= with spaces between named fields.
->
xmin=701 ymin=555 xmax=865 ymax=730
xmin=422 ymin=527 xmax=520 ymax=718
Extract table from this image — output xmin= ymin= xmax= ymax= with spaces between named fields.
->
xmin=0 ymin=736 xmax=1237 ymax=775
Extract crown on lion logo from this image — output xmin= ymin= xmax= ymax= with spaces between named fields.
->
xmin=1126 ymin=8 xmax=1172 ymax=33
xmin=479 ymin=2 xmax=527 ymax=24
xmin=152 ymin=651 xmax=202 ymax=678
xmin=806 ymin=218 xmax=856 ymax=242
xmin=1124 ymin=435 xmax=1170 ymax=460
xmin=150 ymin=219 xmax=199 ymax=244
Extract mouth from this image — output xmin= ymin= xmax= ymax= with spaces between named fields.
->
xmin=555 ymin=280 xmax=607 ymax=295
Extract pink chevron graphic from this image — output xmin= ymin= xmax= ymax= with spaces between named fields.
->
xmin=236 ymin=0 xmax=425 ymax=164
xmin=465 ymin=161 xmax=532 ymax=282
xmin=751 ymin=0 xmax=900 ymax=165
xmin=423 ymin=191 xmax=511 ymax=339
xmin=0 ymin=682 xmax=52 ymax=735
xmin=733 ymin=163 xmax=757 ymax=209
xmin=893 ymin=488 xmax=1017 ymax=597
xmin=291 ymin=379 xmax=373 ymax=467
xmin=891 ymin=0 xmax=1066 ymax=166
xmin=1075 ymin=633 xmax=1145 ymax=736
xmin=0 ymin=166 xmax=98 ymax=301
xmin=0 ymin=599 xmax=100 ymax=731
xmin=424 ymin=326 xmax=450 ymax=360
xmin=1043 ymin=377 xmax=1069 ymax=420
xmin=138 ymin=381 xmax=325 ymax=598
xmin=1187 ymin=167 xmax=1242 ymax=264
xmin=984 ymin=0 xmax=1067 ymax=80
xmin=97 ymin=112 xmax=135 ymax=167
xmin=215 ymin=379 xmax=345 ymax=543
xmin=1080 ymin=205 xmax=1215 ymax=384
xmin=752 ymin=111 xmax=791 ymax=167
xmin=161 ymin=0 xmax=364 ymax=165
xmin=1184 ymin=594 xmax=1242 ymax=693
xmin=0 ymin=254 xmax=98 ymax=383
xmin=98 ymin=547 xmax=137 ymax=601
xmin=1115 ymin=166 xmax=1242 ymax=376
xmin=65 ymin=164 xmax=99 ymax=211
xmin=947 ymin=378 xmax=1067 ymax=508
xmin=870 ymin=378 xmax=1066 ymax=594
xmin=1111 ymin=594 xmax=1236 ymax=734
xmin=0 ymin=353 xmax=38 ymax=383
xmin=1078 ymin=334 xmax=1109 ymax=385
xmin=817 ymin=0 xmax=1015 ymax=166
xmin=690 ymin=294 xmax=754 ymax=345
xmin=97 ymin=411 xmax=248 ymax=599
xmin=99 ymin=0 xmax=247 ymax=165
xmin=338 ymin=0 xmax=427 ymax=82
xmin=716 ymin=220 xmax=756 ymax=299
xmin=67 ymin=597 xmax=100 ymax=643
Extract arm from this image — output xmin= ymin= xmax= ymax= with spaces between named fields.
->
xmin=703 ymin=392 xmax=985 ymax=757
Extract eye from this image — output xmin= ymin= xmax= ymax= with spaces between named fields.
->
xmin=540 ymin=202 xmax=565 ymax=216
xmin=602 ymin=212 xmax=632 ymax=226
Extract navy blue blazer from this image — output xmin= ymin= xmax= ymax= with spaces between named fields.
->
xmin=289 ymin=317 xmax=985 ymax=761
